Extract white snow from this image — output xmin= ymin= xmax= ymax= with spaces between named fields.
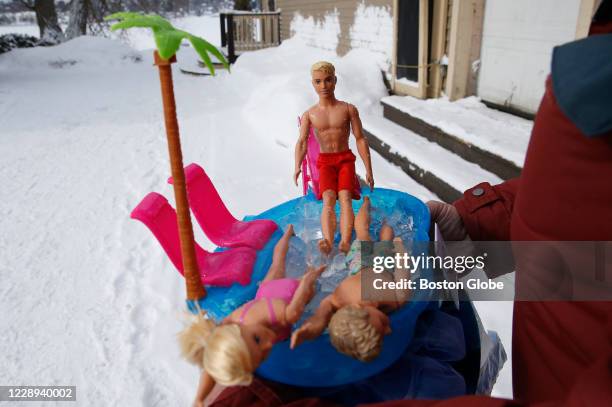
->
xmin=396 ymin=77 xmax=419 ymax=88
xmin=0 ymin=22 xmax=512 ymax=405
xmin=0 ymin=14 xmax=220 ymax=48
xmin=382 ymin=95 xmax=533 ymax=167
xmin=0 ymin=24 xmax=39 ymax=37
xmin=119 ymin=15 xmax=221 ymax=51
xmin=289 ymin=10 xmax=341 ymax=52
xmin=349 ymin=3 xmax=393 ymax=70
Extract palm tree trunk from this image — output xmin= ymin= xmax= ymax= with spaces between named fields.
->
xmin=153 ymin=51 xmax=205 ymax=301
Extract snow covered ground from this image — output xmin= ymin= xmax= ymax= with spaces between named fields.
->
xmin=0 ymin=20 xmax=512 ymax=406
xmin=0 ymin=24 xmax=39 ymax=37
xmin=0 ymin=14 xmax=220 ymax=49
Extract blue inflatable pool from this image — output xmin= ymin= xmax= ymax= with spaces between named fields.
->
xmin=188 ymin=187 xmax=433 ymax=387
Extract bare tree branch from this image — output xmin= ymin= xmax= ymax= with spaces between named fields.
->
xmin=19 ymin=0 xmax=35 ymax=11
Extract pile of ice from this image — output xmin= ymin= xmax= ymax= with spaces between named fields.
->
xmin=281 ymin=197 xmax=417 ymax=316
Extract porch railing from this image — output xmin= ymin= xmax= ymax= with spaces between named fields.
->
xmin=220 ymin=11 xmax=281 ymax=63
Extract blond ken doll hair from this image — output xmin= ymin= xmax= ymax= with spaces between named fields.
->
xmin=328 ymin=305 xmax=383 ymax=362
xmin=177 ymin=314 xmax=255 ymax=386
xmin=311 ymin=61 xmax=335 ymax=76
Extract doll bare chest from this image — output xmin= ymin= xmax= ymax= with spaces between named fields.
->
xmin=309 ymin=105 xmax=350 ymax=134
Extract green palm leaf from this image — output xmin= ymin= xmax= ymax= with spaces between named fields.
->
xmin=188 ymin=34 xmax=229 ymax=72
xmin=154 ymin=29 xmax=185 ymax=60
xmin=106 ymin=12 xmax=229 ymax=74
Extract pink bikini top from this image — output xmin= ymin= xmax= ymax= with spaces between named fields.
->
xmin=238 ymin=298 xmax=291 ymax=342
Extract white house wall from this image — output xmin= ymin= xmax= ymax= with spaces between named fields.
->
xmin=477 ymin=0 xmax=581 ymax=114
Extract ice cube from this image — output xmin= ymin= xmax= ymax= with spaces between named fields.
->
xmin=322 ymin=253 xmax=347 ymax=278
xmin=303 ymin=201 xmax=321 ymax=220
xmin=319 ymin=253 xmax=348 ymax=293
xmin=305 ymin=239 xmax=328 ymax=267
xmin=285 ymin=236 xmax=307 ymax=279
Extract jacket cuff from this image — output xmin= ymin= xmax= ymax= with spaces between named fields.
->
xmin=454 ymin=182 xmax=507 ymax=241
xmin=453 ymin=181 xmax=519 ymax=278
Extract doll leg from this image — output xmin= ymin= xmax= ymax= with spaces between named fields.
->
xmin=379 ymin=222 xmax=395 ymax=242
xmin=319 ymin=190 xmax=337 ymax=255
xmin=354 ymin=196 xmax=372 ymax=241
xmin=262 ymin=225 xmax=295 ymax=283
xmin=338 ymin=190 xmax=354 ymax=254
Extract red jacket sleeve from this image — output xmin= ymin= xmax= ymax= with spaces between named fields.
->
xmin=453 ymin=179 xmax=519 ymax=242
xmin=451 ymin=179 xmax=519 ymax=278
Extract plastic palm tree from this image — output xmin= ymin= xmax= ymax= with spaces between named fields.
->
xmin=107 ymin=12 xmax=229 ymax=303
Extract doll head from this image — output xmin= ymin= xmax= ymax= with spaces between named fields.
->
xmin=328 ymin=305 xmax=391 ymax=362
xmin=203 ymin=324 xmax=255 ymax=385
xmin=311 ymin=61 xmax=337 ymax=98
xmin=178 ymin=315 xmax=275 ymax=386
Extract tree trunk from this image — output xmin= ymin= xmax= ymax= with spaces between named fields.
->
xmin=34 ymin=0 xmax=64 ymax=44
xmin=66 ymin=0 xmax=89 ymax=39
xmin=234 ymin=0 xmax=251 ymax=11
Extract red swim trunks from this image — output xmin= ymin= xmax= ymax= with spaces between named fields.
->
xmin=317 ymin=150 xmax=357 ymax=195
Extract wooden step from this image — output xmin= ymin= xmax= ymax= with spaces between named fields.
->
xmin=361 ymin=114 xmax=503 ymax=203
xmin=381 ymin=97 xmax=524 ymax=180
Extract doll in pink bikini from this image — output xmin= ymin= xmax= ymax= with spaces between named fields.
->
xmin=178 ymin=225 xmax=326 ymax=406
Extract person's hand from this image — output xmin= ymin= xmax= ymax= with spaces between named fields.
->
xmin=293 ymin=168 xmax=302 ymax=186
xmin=426 ymin=200 xmax=468 ymax=241
xmin=427 ymin=200 xmax=476 ymax=262
xmin=366 ymin=171 xmax=374 ymax=191
xmin=192 ymin=399 xmax=204 ymax=407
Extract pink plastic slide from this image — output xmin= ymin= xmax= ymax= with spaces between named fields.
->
xmin=298 ymin=117 xmax=361 ymax=200
xmin=131 ymin=192 xmax=256 ymax=287
xmin=168 ymin=163 xmax=278 ymax=250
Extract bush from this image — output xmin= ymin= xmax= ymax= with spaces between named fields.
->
xmin=0 ymin=33 xmax=40 ymax=54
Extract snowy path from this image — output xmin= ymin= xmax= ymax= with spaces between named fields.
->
xmin=0 ymin=34 xmax=511 ymax=405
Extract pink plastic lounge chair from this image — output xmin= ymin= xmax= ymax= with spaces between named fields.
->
xmin=168 ymin=163 xmax=278 ymax=250
xmin=298 ymin=117 xmax=361 ymax=200
xmin=131 ymin=192 xmax=256 ymax=287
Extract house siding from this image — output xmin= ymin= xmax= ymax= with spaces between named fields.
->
xmin=277 ymin=0 xmax=393 ymax=67
xmin=476 ymin=0 xmax=581 ymax=114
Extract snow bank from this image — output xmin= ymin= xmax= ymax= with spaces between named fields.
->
xmin=289 ymin=10 xmax=341 ymax=52
xmin=0 ymin=36 xmax=142 ymax=71
xmin=349 ymin=2 xmax=393 ymax=70
xmin=227 ymin=38 xmax=388 ymax=152
xmin=0 ymin=14 xmax=221 ymax=49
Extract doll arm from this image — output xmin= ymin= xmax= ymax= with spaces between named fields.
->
xmin=193 ymin=370 xmax=215 ymax=407
xmin=285 ymin=265 xmax=326 ymax=324
xmin=294 ymin=111 xmax=310 ymax=186
xmin=392 ymin=237 xmax=412 ymax=305
xmin=349 ymin=104 xmax=374 ymax=191
xmin=290 ymin=295 xmax=335 ymax=349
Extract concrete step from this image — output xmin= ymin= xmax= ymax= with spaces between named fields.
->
xmin=381 ymin=96 xmax=528 ymax=180
xmin=361 ymin=114 xmax=503 ymax=203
